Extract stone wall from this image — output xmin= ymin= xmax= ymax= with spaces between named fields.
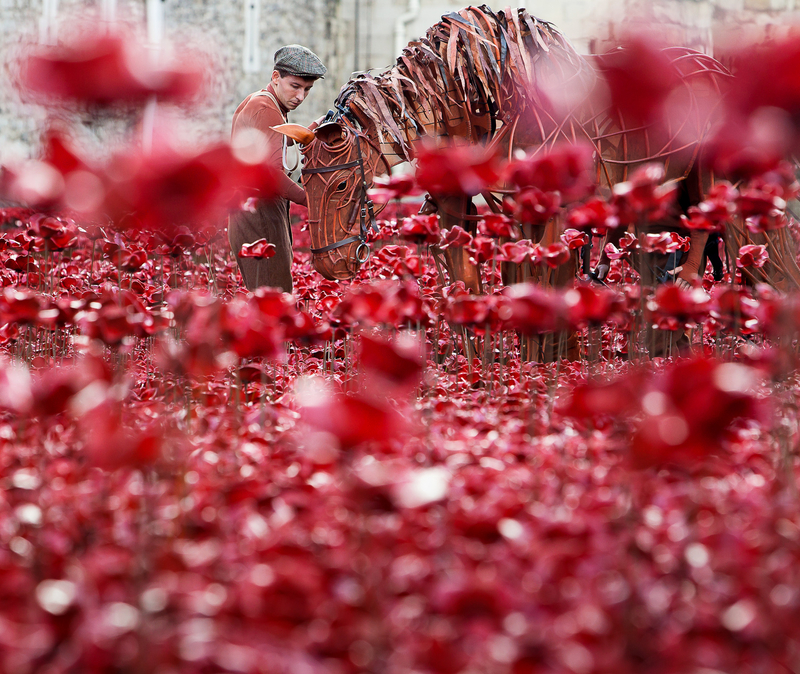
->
xmin=587 ymin=0 xmax=799 ymax=54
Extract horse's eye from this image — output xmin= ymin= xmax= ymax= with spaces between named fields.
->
xmin=335 ymin=181 xmax=348 ymax=191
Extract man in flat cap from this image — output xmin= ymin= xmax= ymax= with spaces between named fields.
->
xmin=229 ymin=45 xmax=326 ymax=292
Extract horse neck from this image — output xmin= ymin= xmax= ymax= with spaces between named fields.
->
xmin=346 ymin=96 xmax=413 ymax=170
xmin=341 ymin=54 xmax=487 ymax=168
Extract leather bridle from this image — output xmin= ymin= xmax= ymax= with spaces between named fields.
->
xmin=302 ymin=129 xmax=385 ymax=264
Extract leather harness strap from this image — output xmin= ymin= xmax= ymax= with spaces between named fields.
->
xmin=302 ymin=160 xmax=360 ymax=174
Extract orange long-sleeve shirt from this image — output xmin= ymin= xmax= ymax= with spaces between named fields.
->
xmin=231 ymin=83 xmax=307 ymax=206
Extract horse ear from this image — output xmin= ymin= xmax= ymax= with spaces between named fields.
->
xmin=271 ymin=123 xmax=315 ymax=146
xmin=314 ymin=121 xmax=347 ymax=145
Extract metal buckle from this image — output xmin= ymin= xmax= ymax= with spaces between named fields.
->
xmin=355 ymin=242 xmax=371 ymax=264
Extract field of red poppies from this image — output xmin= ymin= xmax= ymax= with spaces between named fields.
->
xmin=3 ymin=19 xmax=800 ymax=674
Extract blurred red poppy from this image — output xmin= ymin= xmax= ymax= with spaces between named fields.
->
xmin=707 ymin=113 xmax=789 ymax=181
xmin=120 ymin=249 xmax=147 ymax=272
xmin=0 ymin=288 xmax=43 ymax=325
xmin=0 ymin=361 xmax=32 ymax=414
xmin=736 ymin=187 xmax=785 ymax=220
xmin=751 ymin=161 xmax=800 ymax=201
xmin=560 ymin=228 xmax=589 ymax=250
xmin=565 ymin=197 xmax=620 ymax=234
xmin=725 ymin=34 xmax=800 ymax=121
xmin=334 ymin=284 xmax=390 ymax=326
xmin=358 ymin=333 xmax=424 ymax=391
xmin=445 ymin=294 xmax=491 ymax=326
xmin=414 ymin=141 xmax=502 ymax=197
xmin=558 ymin=373 xmax=643 ymax=424
xmin=98 ymin=136 xmax=280 ymax=235
xmin=540 ymin=242 xmax=571 ymax=268
xmin=17 ymin=28 xmax=204 ymax=107
xmin=695 ymin=182 xmax=738 ymax=228
xmin=709 ymin=284 xmax=760 ymax=330
xmin=680 ymin=207 xmax=722 ymax=233
xmin=299 ymin=381 xmax=406 ymax=449
xmin=648 ymin=283 xmax=711 ymax=331
xmin=745 ymin=213 xmax=788 ymax=234
xmin=0 ymin=207 xmax=35 ymax=227
xmin=563 ymin=285 xmax=625 ymax=328
xmin=612 ymin=164 xmax=677 ymax=223
xmin=595 ymin=39 xmax=681 ymax=125
xmin=505 ymin=142 xmax=594 ymax=202
xmin=498 ymin=240 xmax=539 ymax=264
xmin=368 ymin=173 xmax=420 ymax=202
xmin=506 ymin=187 xmax=560 ymax=225
xmin=81 ymin=400 xmax=164 ymax=471
xmin=500 ymin=283 xmax=562 ymax=334
xmin=630 ymin=358 xmax=765 ymax=469
xmin=477 ymin=214 xmax=517 ymax=239
xmin=399 ymin=214 xmax=441 ymax=244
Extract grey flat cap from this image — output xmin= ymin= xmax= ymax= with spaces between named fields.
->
xmin=274 ymin=45 xmax=327 ymax=79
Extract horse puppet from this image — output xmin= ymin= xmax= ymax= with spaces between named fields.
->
xmin=274 ymin=6 xmax=800 ymax=341
xmin=274 ymin=6 xmax=606 ymax=285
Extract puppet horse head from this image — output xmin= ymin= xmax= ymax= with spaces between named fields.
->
xmin=274 ymin=119 xmax=390 ymax=281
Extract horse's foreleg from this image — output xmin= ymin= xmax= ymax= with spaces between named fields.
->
xmin=442 ymin=246 xmax=482 ymax=294
xmin=434 ymin=195 xmax=483 ymax=294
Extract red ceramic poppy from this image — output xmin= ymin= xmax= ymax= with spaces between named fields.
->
xmin=299 ymin=383 xmax=406 ymax=449
xmin=439 ymin=225 xmax=473 ymax=250
xmin=239 ymin=239 xmax=277 ymax=259
xmin=399 ymin=214 xmax=441 ymax=244
xmin=641 ymin=231 xmax=690 ymax=255
xmin=630 ymin=358 xmax=765 ymax=469
xmin=540 ymin=242 xmax=571 ymax=268
xmin=560 ymin=228 xmax=590 ymax=250
xmin=498 ymin=240 xmax=539 ymax=265
xmin=506 ymin=187 xmax=561 ymax=225
xmin=648 ymin=283 xmax=711 ymax=331
xmin=565 ymin=197 xmax=620 ymax=234
xmin=120 ymin=249 xmax=148 ymax=272
xmin=98 ymin=138 xmax=280 ymax=236
xmin=466 ymin=236 xmax=497 ymax=265
xmin=563 ymin=285 xmax=625 ymax=328
xmin=477 ymin=214 xmax=517 ymax=239
xmin=500 ymin=283 xmax=562 ymax=334
xmin=745 ymin=213 xmax=788 ymax=235
xmin=736 ymin=244 xmax=769 ymax=269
